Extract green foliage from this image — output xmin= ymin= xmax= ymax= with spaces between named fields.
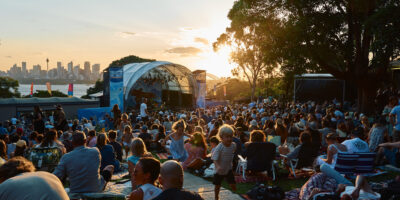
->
xmin=219 ymin=0 xmax=400 ymax=112
xmin=26 ymin=90 xmax=68 ymax=98
xmin=0 ymin=77 xmax=20 ymax=98
xmin=82 ymin=79 xmax=104 ymax=99
xmin=108 ymin=55 xmax=155 ymax=68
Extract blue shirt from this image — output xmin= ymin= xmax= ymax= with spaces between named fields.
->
xmin=53 ymin=146 xmax=105 ymax=193
xmin=391 ymin=105 xmax=400 ymax=130
xmin=0 ymin=127 xmax=8 ymax=135
xmin=98 ymin=145 xmax=120 ymax=172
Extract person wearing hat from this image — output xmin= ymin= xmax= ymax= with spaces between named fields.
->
xmin=316 ymin=133 xmax=347 ymax=169
xmin=10 ymin=140 xmax=27 ymax=158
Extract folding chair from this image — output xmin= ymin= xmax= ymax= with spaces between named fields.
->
xmin=236 ymin=155 xmax=247 ymax=180
xmin=280 ymin=154 xmax=299 ymax=177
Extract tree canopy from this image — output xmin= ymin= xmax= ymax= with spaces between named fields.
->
xmin=108 ymin=55 xmax=155 ymax=68
xmin=0 ymin=77 xmax=20 ymax=98
xmin=218 ymin=0 xmax=400 ymax=112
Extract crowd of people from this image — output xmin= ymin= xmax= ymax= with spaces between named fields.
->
xmin=0 ymin=96 xmax=400 ymax=199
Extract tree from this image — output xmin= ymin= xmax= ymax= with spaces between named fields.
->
xmin=230 ymin=0 xmax=400 ymax=113
xmin=0 ymin=77 xmax=20 ymax=98
xmin=24 ymin=90 xmax=68 ymax=98
xmin=82 ymin=79 xmax=104 ymax=99
xmin=108 ymin=55 xmax=155 ymax=68
xmin=213 ymin=0 xmax=279 ymax=101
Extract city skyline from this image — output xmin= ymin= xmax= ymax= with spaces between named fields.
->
xmin=0 ymin=0 xmax=236 ymax=77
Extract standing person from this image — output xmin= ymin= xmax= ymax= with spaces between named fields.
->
xmin=112 ymin=104 xmax=122 ymax=131
xmin=141 ymin=98 xmax=149 ymax=122
xmin=153 ymin=160 xmax=204 ymax=200
xmin=54 ymin=105 xmax=67 ymax=131
xmin=33 ymin=106 xmax=45 ymax=134
xmin=122 ymin=125 xmax=133 ymax=159
xmin=163 ymin=120 xmax=191 ymax=162
xmin=211 ymin=125 xmax=237 ymax=200
xmin=390 ymin=98 xmax=400 ymax=142
xmin=119 ymin=113 xmax=132 ymax=142
xmin=383 ymin=96 xmax=397 ymax=140
xmin=128 ymin=157 xmax=162 ymax=200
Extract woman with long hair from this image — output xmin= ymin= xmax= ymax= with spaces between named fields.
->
xmin=39 ymin=130 xmax=66 ymax=154
xmin=128 ymin=157 xmax=162 ymax=200
xmin=128 ymin=138 xmax=151 ymax=189
xmin=182 ymin=132 xmax=207 ymax=170
xmin=96 ymin=133 xmax=120 ymax=172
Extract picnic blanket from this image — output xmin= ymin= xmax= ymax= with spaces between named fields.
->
xmin=156 ymin=153 xmax=169 ymax=160
xmin=66 ymin=181 xmax=131 ymax=199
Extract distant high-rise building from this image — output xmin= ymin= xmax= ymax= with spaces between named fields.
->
xmin=22 ymin=62 xmax=27 ymax=77
xmin=73 ymin=65 xmax=80 ymax=79
xmin=32 ymin=65 xmax=41 ymax=78
xmin=67 ymin=62 xmax=73 ymax=74
xmin=56 ymin=61 xmax=63 ymax=79
xmin=92 ymin=64 xmax=100 ymax=80
xmin=84 ymin=61 xmax=91 ymax=79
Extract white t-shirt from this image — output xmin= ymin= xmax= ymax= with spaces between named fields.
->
xmin=140 ymin=103 xmax=147 ymax=117
xmin=342 ymin=138 xmax=369 ymax=153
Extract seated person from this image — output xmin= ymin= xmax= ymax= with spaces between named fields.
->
xmin=377 ymin=141 xmax=400 ymax=167
xmin=280 ymin=131 xmax=319 ymax=169
xmin=342 ymin=127 xmax=369 ymax=153
xmin=182 ymin=132 xmax=207 ymax=170
xmin=0 ymin=157 xmax=69 ymax=200
xmin=138 ymin=126 xmax=152 ymax=150
xmin=162 ymin=120 xmax=191 ymax=162
xmin=316 ymin=133 xmax=347 ymax=168
xmin=153 ymin=160 xmax=204 ymax=200
xmin=96 ymin=133 xmax=120 ymax=172
xmin=53 ymin=131 xmax=114 ymax=193
xmin=301 ymin=174 xmax=380 ymax=200
xmin=108 ymin=130 xmax=123 ymax=162
xmin=243 ymin=130 xmax=276 ymax=174
xmin=128 ymin=157 xmax=162 ymax=200
xmin=128 ymin=138 xmax=152 ymax=189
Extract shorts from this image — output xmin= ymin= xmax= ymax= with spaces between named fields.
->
xmin=213 ymin=170 xmax=235 ymax=185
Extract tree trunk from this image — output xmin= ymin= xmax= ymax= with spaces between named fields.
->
xmin=357 ymin=86 xmax=376 ymax=115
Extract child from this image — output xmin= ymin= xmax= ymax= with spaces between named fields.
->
xmin=122 ymin=125 xmax=133 ymax=159
xmin=209 ymin=136 xmax=220 ymax=156
xmin=211 ymin=124 xmax=237 ymax=200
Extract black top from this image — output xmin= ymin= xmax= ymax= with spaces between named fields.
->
xmin=153 ymin=188 xmax=204 ymax=200
xmin=243 ymin=142 xmax=276 ymax=172
xmin=109 ymin=141 xmax=123 ymax=162
xmin=138 ymin=132 xmax=152 ymax=149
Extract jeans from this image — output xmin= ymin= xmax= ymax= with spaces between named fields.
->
xmin=320 ymin=164 xmax=353 ymax=186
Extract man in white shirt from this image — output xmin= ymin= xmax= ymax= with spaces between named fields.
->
xmin=342 ymin=127 xmax=369 ymax=153
xmin=140 ymin=98 xmax=148 ymax=122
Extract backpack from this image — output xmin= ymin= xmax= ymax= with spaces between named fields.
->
xmin=246 ymin=184 xmax=284 ymax=200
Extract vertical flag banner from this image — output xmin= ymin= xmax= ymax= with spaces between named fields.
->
xmin=193 ymin=70 xmax=206 ymax=108
xmin=30 ymin=82 xmax=33 ymax=97
xmin=223 ymin=85 xmax=227 ymax=97
xmin=68 ymin=83 xmax=73 ymax=97
xmin=46 ymin=82 xmax=52 ymax=96
xmin=109 ymin=67 xmax=124 ymax=111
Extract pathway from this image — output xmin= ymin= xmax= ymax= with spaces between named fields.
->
xmin=183 ymin=173 xmax=243 ymax=200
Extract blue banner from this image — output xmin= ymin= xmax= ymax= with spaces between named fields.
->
xmin=109 ymin=67 xmax=124 ymax=111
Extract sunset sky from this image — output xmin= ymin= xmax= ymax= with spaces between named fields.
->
xmin=0 ymin=0 xmax=236 ymax=77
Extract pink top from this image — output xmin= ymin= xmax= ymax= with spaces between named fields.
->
xmin=182 ymin=143 xmax=206 ymax=169
xmin=87 ymin=136 xmax=97 ymax=147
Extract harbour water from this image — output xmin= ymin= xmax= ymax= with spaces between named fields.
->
xmin=19 ymin=84 xmax=94 ymax=98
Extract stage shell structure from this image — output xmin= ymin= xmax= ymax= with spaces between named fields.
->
xmin=103 ymin=61 xmax=204 ymax=111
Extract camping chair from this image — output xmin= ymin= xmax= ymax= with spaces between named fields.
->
xmin=334 ymin=152 xmax=376 ymax=177
xmin=280 ymin=154 xmax=299 ymax=177
xmin=236 ymin=155 xmax=277 ymax=181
